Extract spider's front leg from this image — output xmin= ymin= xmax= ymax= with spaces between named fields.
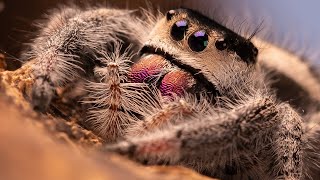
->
xmin=25 ymin=6 xmax=153 ymax=111
xmin=125 ymin=96 xmax=209 ymax=137
xmin=106 ymin=97 xmax=303 ymax=180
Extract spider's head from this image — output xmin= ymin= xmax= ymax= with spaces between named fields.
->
xmin=129 ymin=8 xmax=258 ymax=99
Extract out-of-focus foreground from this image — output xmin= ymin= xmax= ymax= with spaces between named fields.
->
xmin=0 ymin=54 xmax=215 ymax=180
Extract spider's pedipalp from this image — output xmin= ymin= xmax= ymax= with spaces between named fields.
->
xmin=25 ymin=6 xmax=156 ymax=111
xmin=85 ymin=43 xmax=162 ymax=141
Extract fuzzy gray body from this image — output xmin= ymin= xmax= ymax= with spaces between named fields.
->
xmin=24 ymin=5 xmax=319 ymax=180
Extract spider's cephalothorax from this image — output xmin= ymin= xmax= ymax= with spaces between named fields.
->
xmin=132 ymin=8 xmax=258 ymax=99
xmin=24 ymin=6 xmax=319 ymax=180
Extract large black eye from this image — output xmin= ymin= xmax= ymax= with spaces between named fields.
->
xmin=188 ymin=30 xmax=209 ymax=52
xmin=171 ymin=20 xmax=188 ymax=41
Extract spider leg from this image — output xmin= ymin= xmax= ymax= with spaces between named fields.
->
xmin=105 ymin=97 xmax=303 ymax=179
xmin=25 ymin=6 xmax=153 ymax=111
xmin=125 ymin=96 xmax=209 ymax=137
xmin=303 ymin=111 xmax=320 ymax=179
xmin=268 ymin=103 xmax=303 ymax=180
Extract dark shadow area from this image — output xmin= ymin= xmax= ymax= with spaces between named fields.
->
xmin=0 ymin=0 xmax=179 ymax=70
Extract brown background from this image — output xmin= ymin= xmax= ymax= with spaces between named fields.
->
xmin=0 ymin=0 xmax=180 ymax=69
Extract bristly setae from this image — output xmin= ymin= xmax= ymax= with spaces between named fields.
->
xmin=22 ymin=5 xmax=319 ymax=180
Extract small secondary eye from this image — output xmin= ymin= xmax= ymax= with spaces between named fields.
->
xmin=166 ymin=10 xmax=176 ymax=21
xmin=188 ymin=30 xmax=209 ymax=52
xmin=215 ymin=39 xmax=227 ymax=51
xmin=171 ymin=19 xmax=188 ymax=41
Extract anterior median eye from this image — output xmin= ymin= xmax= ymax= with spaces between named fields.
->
xmin=171 ymin=19 xmax=188 ymax=41
xmin=188 ymin=30 xmax=209 ymax=52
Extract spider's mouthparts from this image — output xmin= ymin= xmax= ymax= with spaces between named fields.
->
xmin=129 ymin=54 xmax=196 ymax=97
xmin=128 ymin=45 xmax=221 ymax=99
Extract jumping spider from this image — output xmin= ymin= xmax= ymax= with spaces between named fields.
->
xmin=22 ymin=5 xmax=319 ymax=180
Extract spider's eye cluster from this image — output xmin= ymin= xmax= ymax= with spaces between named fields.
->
xmin=166 ymin=9 xmax=258 ymax=62
xmin=217 ymin=35 xmax=259 ymax=63
xmin=167 ymin=10 xmax=210 ymax=52
xmin=170 ymin=18 xmax=209 ymax=52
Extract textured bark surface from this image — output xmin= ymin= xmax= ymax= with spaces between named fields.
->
xmin=0 ymin=54 xmax=215 ymax=180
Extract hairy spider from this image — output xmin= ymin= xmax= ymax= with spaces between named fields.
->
xmin=22 ymin=5 xmax=319 ymax=180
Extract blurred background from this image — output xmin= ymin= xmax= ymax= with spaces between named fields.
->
xmin=184 ymin=0 xmax=320 ymax=66
xmin=0 ymin=0 xmax=177 ymax=69
xmin=0 ymin=0 xmax=319 ymax=69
